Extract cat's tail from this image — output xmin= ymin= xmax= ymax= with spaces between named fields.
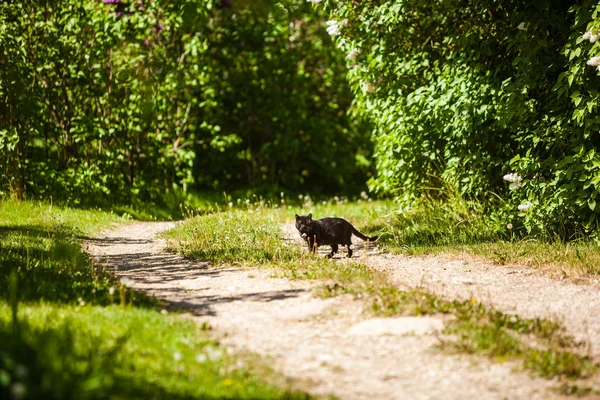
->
xmin=352 ymin=228 xmax=378 ymax=242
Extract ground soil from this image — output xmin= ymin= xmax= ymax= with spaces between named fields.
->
xmin=85 ymin=221 xmax=600 ymax=399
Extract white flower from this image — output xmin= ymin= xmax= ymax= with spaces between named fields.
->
xmin=361 ymin=81 xmax=376 ymax=93
xmin=503 ymin=173 xmax=523 ymax=190
xmin=585 ymin=29 xmax=600 ymax=43
xmin=518 ymin=201 xmax=533 ymax=211
xmin=337 ymin=38 xmax=346 ymax=49
xmin=339 ymin=19 xmax=348 ymax=27
xmin=517 ymin=22 xmax=528 ymax=31
xmin=509 ymin=181 xmax=522 ymax=190
xmin=228 ymin=202 xmax=233 ymax=207
xmin=204 ymin=346 xmax=222 ymax=362
xmin=109 ymin=286 xmax=115 ymax=295
xmin=326 ymin=22 xmax=340 ymax=36
xmin=507 ymin=223 xmax=513 ymax=229
xmin=588 ymin=56 xmax=600 ymax=67
xmin=503 ymin=173 xmax=522 ymax=183
xmin=120 ymin=277 xmax=134 ymax=286
xmin=174 ymin=351 xmax=182 ymax=362
xmin=347 ymin=48 xmax=360 ymax=60
xmin=306 ymin=0 xmax=322 ymax=3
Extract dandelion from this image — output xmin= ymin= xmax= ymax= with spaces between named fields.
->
xmin=109 ymin=286 xmax=115 ymax=295
xmin=518 ymin=201 xmax=533 ymax=211
xmin=237 ymin=227 xmax=243 ymax=233
xmin=360 ymin=191 xmax=369 ymax=199
xmin=507 ymin=223 xmax=513 ymax=229
xmin=298 ymin=194 xmax=303 ymax=199
xmin=347 ymin=48 xmax=360 ymax=60
xmin=322 ymin=201 xmax=327 ymax=205
xmin=204 ymin=346 xmax=222 ymax=362
xmin=228 ymin=202 xmax=233 ymax=207
xmin=160 ymin=309 xmax=169 ymax=315
xmin=120 ymin=277 xmax=134 ymax=286
xmin=245 ymin=199 xmax=250 ymax=205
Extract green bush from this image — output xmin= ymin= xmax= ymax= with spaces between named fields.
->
xmin=315 ymin=0 xmax=600 ymax=239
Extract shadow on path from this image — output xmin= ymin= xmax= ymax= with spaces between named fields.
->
xmin=89 ymin=236 xmax=307 ymax=318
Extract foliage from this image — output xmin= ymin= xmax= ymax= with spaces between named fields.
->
xmin=0 ymin=0 xmax=371 ymax=206
xmin=314 ymin=0 xmax=600 ymax=239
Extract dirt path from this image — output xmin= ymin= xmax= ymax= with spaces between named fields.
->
xmin=85 ymin=221 xmax=599 ymax=400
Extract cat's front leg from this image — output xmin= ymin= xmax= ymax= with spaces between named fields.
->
xmin=308 ymin=237 xmax=318 ymax=253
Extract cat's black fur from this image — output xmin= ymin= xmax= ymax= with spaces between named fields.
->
xmin=295 ymin=213 xmax=378 ymax=258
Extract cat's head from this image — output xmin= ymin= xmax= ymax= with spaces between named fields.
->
xmin=295 ymin=213 xmax=313 ymax=235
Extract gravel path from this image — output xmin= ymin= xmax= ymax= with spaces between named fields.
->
xmin=84 ymin=221 xmax=600 ymax=399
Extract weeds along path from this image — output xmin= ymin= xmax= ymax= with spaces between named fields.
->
xmin=87 ymin=221 xmax=572 ymax=400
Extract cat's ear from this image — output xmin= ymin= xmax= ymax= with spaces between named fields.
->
xmin=308 ymin=213 xmax=312 ymax=219
xmin=295 ymin=214 xmax=299 ymax=219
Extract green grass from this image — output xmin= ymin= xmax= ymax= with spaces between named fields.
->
xmin=164 ymin=198 xmax=598 ymax=383
xmin=1 ymin=302 xmax=308 ymax=400
xmin=0 ymin=200 xmax=311 ymax=400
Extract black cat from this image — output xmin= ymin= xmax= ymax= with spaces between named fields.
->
xmin=295 ymin=213 xmax=378 ymax=258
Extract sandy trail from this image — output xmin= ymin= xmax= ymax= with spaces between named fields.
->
xmin=85 ymin=221 xmax=599 ymax=399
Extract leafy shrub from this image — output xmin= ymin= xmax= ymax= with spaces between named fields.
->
xmin=314 ymin=0 xmax=600 ymax=238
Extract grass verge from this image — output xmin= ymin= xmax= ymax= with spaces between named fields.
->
xmin=0 ymin=200 xmax=310 ymax=400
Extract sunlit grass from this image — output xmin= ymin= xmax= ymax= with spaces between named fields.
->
xmin=1 ymin=302 xmax=309 ymax=400
xmin=0 ymin=200 xmax=311 ymax=400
